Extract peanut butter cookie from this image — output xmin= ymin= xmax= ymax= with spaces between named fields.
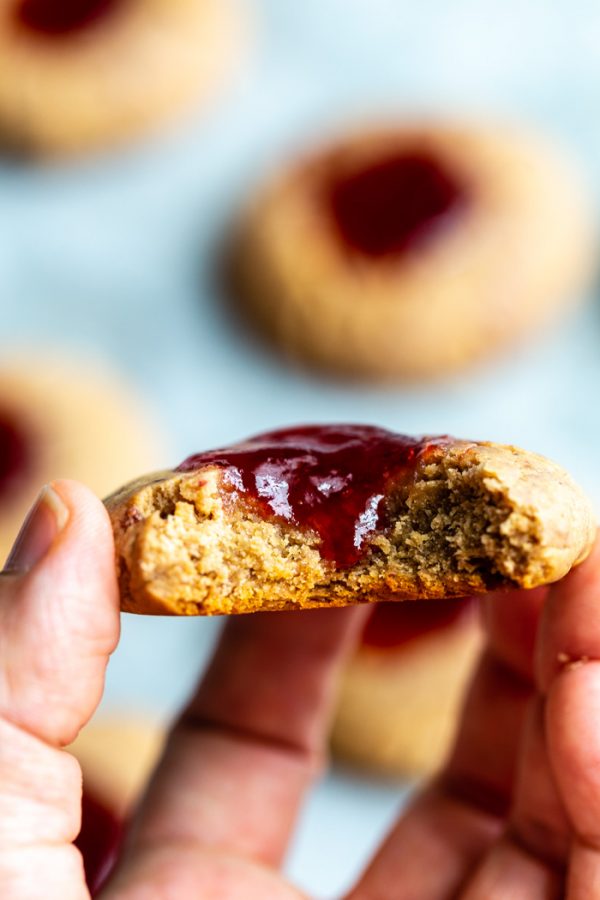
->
xmin=231 ymin=124 xmax=595 ymax=380
xmin=0 ymin=0 xmax=246 ymax=155
xmin=106 ymin=425 xmax=596 ymax=615
xmin=0 ymin=353 xmax=163 ymax=564
xmin=331 ymin=599 xmax=482 ymax=777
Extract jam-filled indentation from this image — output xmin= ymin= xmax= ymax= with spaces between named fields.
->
xmin=361 ymin=596 xmax=476 ymax=650
xmin=76 ymin=788 xmax=124 ymax=897
xmin=326 ymin=150 xmax=466 ymax=258
xmin=0 ymin=414 xmax=32 ymax=499
xmin=177 ymin=424 xmax=448 ymax=568
xmin=15 ymin=0 xmax=119 ymax=36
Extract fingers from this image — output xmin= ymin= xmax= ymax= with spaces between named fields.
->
xmin=0 ymin=480 xmax=120 ymax=746
xmin=536 ymin=536 xmax=600 ymax=692
xmin=455 ymin=539 xmax=600 ymax=898
xmin=103 ymin=847 xmax=306 ymax=900
xmin=458 ymin=838 xmax=563 ymax=900
xmin=483 ymin=585 xmax=546 ymax=683
xmin=348 ymin=588 xmax=544 ymax=900
xmin=457 ymin=699 xmax=566 ymax=899
xmin=0 ymin=480 xmax=120 ymax=899
xmin=536 ymin=537 xmax=600 ymax=898
xmin=104 ymin=606 xmax=367 ymax=897
xmin=548 ymin=667 xmax=600 ymax=898
xmin=0 ymin=716 xmax=86 ymax=900
xmin=346 ymin=653 xmax=531 ymax=900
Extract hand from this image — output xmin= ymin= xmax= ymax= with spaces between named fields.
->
xmin=0 ymin=480 xmax=597 ymax=899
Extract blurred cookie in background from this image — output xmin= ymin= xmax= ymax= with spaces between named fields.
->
xmin=0 ymin=0 xmax=247 ymax=156
xmin=69 ymin=714 xmax=164 ymax=894
xmin=331 ymin=599 xmax=482 ymax=777
xmin=230 ymin=122 xmax=596 ymax=381
xmin=69 ymin=713 xmax=165 ymax=817
xmin=0 ymin=352 xmax=165 ymax=563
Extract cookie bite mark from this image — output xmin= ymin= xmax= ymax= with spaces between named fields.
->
xmin=327 ymin=151 xmax=467 ymax=258
xmin=0 ymin=412 xmax=33 ymax=498
xmin=361 ymin=596 xmax=477 ymax=651
xmin=15 ymin=0 xmax=120 ymax=36
xmin=105 ymin=426 xmax=596 ymax=616
xmin=177 ymin=425 xmax=449 ymax=568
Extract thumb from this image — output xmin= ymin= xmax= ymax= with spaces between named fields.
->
xmin=0 ymin=479 xmax=120 ymax=746
xmin=0 ymin=480 xmax=121 ymax=899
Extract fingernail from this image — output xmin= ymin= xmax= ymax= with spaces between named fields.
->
xmin=2 ymin=485 xmax=69 ymax=575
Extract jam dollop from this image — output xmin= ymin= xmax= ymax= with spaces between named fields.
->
xmin=0 ymin=414 xmax=31 ymax=499
xmin=362 ymin=597 xmax=476 ymax=651
xmin=15 ymin=0 xmax=119 ymax=36
xmin=177 ymin=425 xmax=448 ymax=568
xmin=326 ymin=151 xmax=466 ymax=258
xmin=76 ymin=788 xmax=124 ymax=896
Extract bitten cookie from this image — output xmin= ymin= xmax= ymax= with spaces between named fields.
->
xmin=105 ymin=424 xmax=596 ymax=616
xmin=0 ymin=353 xmax=164 ymax=564
xmin=331 ymin=599 xmax=482 ymax=777
xmin=0 ymin=0 xmax=245 ymax=155
xmin=230 ymin=123 xmax=595 ymax=380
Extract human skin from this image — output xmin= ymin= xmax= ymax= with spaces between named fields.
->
xmin=0 ymin=479 xmax=598 ymax=898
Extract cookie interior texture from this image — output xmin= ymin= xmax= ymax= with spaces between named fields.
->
xmin=106 ymin=441 xmax=595 ymax=616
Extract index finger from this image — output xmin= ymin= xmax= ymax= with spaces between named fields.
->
xmin=105 ymin=605 xmax=367 ymax=896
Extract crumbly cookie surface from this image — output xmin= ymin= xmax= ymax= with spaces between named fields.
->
xmin=231 ymin=123 xmax=595 ymax=380
xmin=105 ymin=425 xmax=596 ymax=616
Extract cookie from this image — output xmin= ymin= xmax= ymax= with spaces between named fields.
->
xmin=0 ymin=0 xmax=245 ymax=155
xmin=105 ymin=424 xmax=595 ymax=616
xmin=0 ymin=353 xmax=163 ymax=564
xmin=231 ymin=123 xmax=595 ymax=380
xmin=331 ymin=599 xmax=482 ymax=777
xmin=69 ymin=714 xmax=164 ymax=815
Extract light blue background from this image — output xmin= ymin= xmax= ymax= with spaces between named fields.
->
xmin=2 ymin=1 xmax=600 ymax=894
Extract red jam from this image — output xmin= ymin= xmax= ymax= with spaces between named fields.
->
xmin=362 ymin=597 xmax=476 ymax=650
xmin=177 ymin=425 xmax=449 ymax=569
xmin=15 ymin=0 xmax=119 ymax=36
xmin=76 ymin=788 xmax=124 ymax=896
xmin=0 ymin=414 xmax=31 ymax=499
xmin=326 ymin=151 xmax=466 ymax=258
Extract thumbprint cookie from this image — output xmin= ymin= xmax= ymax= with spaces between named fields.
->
xmin=231 ymin=124 xmax=595 ymax=380
xmin=105 ymin=424 xmax=595 ymax=615
xmin=0 ymin=0 xmax=246 ymax=155
xmin=331 ymin=599 xmax=482 ymax=777
xmin=0 ymin=353 xmax=163 ymax=564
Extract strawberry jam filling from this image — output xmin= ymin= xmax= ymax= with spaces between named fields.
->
xmin=361 ymin=597 xmax=476 ymax=650
xmin=326 ymin=151 xmax=466 ymax=258
xmin=0 ymin=414 xmax=32 ymax=499
xmin=177 ymin=425 xmax=449 ymax=568
xmin=76 ymin=788 xmax=124 ymax=897
xmin=15 ymin=0 xmax=119 ymax=36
